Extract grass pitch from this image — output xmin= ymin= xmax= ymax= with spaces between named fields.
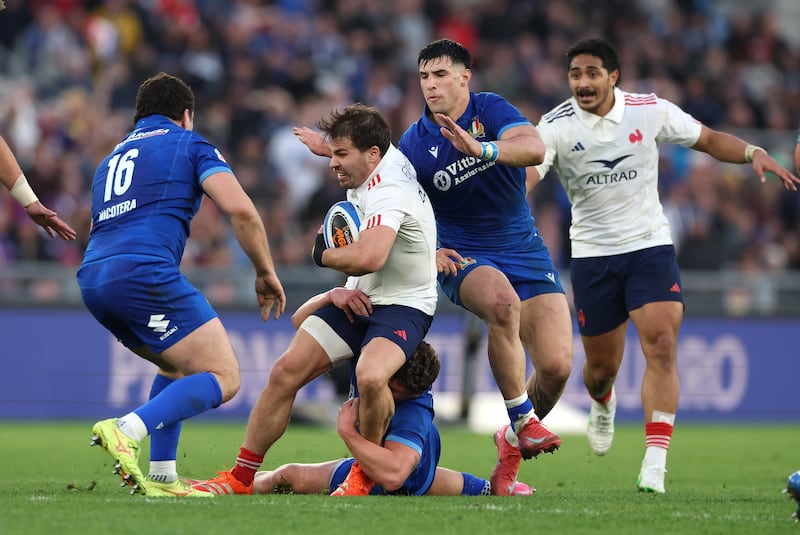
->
xmin=1 ymin=421 xmax=797 ymax=534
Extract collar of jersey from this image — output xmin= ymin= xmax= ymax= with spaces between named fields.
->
xmin=572 ymin=87 xmax=625 ymax=129
xmin=421 ymin=96 xmax=475 ymax=135
xmin=134 ymin=114 xmax=176 ymax=130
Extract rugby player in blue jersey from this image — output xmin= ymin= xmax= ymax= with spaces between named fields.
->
xmin=78 ymin=72 xmax=286 ymax=498
xmin=398 ymin=39 xmax=573 ymax=495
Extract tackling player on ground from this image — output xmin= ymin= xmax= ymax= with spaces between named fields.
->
xmin=529 ymin=38 xmax=800 ymax=493
xmin=250 ymin=338 xmax=531 ymax=497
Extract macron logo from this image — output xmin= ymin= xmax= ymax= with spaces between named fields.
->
xmin=148 ymin=314 xmax=170 ymax=333
xmin=428 ymin=145 xmax=439 ymax=158
xmin=545 ymin=272 xmax=556 ymax=284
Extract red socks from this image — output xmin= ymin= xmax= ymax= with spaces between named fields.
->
xmin=645 ymin=421 xmax=673 ymax=450
xmin=231 ymin=447 xmax=263 ymax=485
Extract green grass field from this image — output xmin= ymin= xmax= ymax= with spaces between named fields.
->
xmin=1 ymin=421 xmax=797 ymax=534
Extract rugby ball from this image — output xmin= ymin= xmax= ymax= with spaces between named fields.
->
xmin=323 ymin=201 xmax=360 ymax=248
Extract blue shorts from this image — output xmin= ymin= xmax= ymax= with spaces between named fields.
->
xmin=312 ymin=304 xmax=433 ymax=360
xmin=438 ymin=247 xmax=565 ymax=308
xmin=570 ymin=245 xmax=683 ymax=336
xmin=77 ymin=255 xmax=217 ymax=353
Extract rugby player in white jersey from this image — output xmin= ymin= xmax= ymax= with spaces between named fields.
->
xmin=194 ymin=104 xmax=438 ymax=497
xmin=530 ymin=38 xmax=800 ymax=494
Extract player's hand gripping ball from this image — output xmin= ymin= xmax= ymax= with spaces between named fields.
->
xmin=323 ymin=201 xmax=361 ymax=248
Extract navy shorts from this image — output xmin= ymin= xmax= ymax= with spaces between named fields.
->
xmin=311 ymin=303 xmax=433 ymax=361
xmin=570 ymin=245 xmax=683 ymax=336
xmin=77 ymin=256 xmax=217 ymax=353
xmin=438 ymin=247 xmax=565 ymax=308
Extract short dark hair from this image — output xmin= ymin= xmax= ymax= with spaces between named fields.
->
xmin=393 ymin=340 xmax=440 ymax=396
xmin=566 ymin=38 xmax=622 ymax=85
xmin=418 ymin=38 xmax=472 ymax=70
xmin=316 ymin=103 xmax=391 ymax=156
xmin=134 ymin=72 xmax=195 ymax=124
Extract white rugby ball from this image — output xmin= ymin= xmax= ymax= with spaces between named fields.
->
xmin=323 ymin=201 xmax=361 ymax=248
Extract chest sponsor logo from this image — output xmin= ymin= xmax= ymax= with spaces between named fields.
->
xmin=587 ymin=154 xmax=632 ymax=170
xmin=432 ymin=156 xmax=495 ymax=191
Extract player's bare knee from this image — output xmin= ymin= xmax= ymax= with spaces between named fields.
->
xmin=214 ymin=370 xmax=240 ymax=402
xmin=644 ymin=332 xmax=678 ymax=368
xmin=267 ymin=357 xmax=307 ymax=395
xmin=539 ymin=356 xmax=572 ymax=384
xmin=485 ymin=296 xmax=521 ymax=330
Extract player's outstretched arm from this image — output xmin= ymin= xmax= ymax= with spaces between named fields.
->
xmin=203 ymin=170 xmax=286 ymax=320
xmin=293 ymin=126 xmax=332 ymax=157
xmin=435 ymin=114 xmax=545 ymax=167
xmin=1 ymin=136 xmax=77 ymax=240
xmin=693 ymin=126 xmax=800 ymax=191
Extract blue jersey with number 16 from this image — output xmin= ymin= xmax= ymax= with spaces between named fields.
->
xmin=82 ymin=114 xmax=232 ymax=266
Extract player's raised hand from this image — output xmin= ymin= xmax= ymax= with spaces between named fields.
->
xmin=751 ymin=150 xmax=800 ymax=191
xmin=255 ymin=272 xmax=286 ymax=321
xmin=436 ymin=113 xmax=483 ymax=158
xmin=24 ymin=201 xmax=77 ymax=240
xmin=293 ymin=126 xmax=331 ymax=157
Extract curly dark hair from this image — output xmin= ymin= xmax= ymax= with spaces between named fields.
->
xmin=392 ymin=340 xmax=440 ymax=396
xmin=316 ymin=103 xmax=390 ymax=156
xmin=133 ymin=72 xmax=195 ymax=124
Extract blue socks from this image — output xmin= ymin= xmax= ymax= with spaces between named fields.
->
xmin=506 ymin=397 xmax=534 ymax=432
xmin=461 ymin=472 xmax=491 ymax=496
xmin=134 ymin=372 xmax=222 ymax=441
xmin=146 ymin=374 xmax=181 ymax=462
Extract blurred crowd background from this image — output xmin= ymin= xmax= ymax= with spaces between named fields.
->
xmin=2 ymin=0 xmax=800 ymax=305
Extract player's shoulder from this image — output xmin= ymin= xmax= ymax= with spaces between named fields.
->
xmin=473 ymin=91 xmax=506 ymax=104
xmin=540 ymin=98 xmax=578 ymax=125
xmin=620 ymin=90 xmax=659 ymax=107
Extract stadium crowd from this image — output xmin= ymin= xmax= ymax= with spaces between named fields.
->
xmin=1 ymin=0 xmax=799 ymax=279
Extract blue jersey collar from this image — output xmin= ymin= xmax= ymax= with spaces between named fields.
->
xmin=421 ymin=93 xmax=476 ymax=135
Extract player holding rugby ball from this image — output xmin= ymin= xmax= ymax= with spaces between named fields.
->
xmin=195 ymin=104 xmax=438 ymax=497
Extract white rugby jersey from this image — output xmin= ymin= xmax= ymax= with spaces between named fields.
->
xmin=535 ymin=87 xmax=702 ymax=258
xmin=344 ymin=144 xmax=438 ymax=315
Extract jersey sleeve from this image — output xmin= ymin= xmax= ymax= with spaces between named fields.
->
xmin=191 ymin=135 xmax=234 ymax=184
xmin=482 ymin=92 xmax=532 ymax=139
xmin=362 ymin=181 xmax=409 ymax=233
xmin=533 ymin=119 xmax=557 ymax=178
xmin=383 ymin=397 xmax=431 ymax=456
xmin=655 ymin=97 xmax=702 ymax=148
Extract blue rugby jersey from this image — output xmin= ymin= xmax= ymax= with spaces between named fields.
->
xmin=383 ymin=389 xmax=440 ymax=495
xmin=349 ymin=372 xmax=439 ymax=495
xmin=399 ymin=92 xmax=539 ymax=252
xmin=82 ymin=114 xmax=232 ymax=265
